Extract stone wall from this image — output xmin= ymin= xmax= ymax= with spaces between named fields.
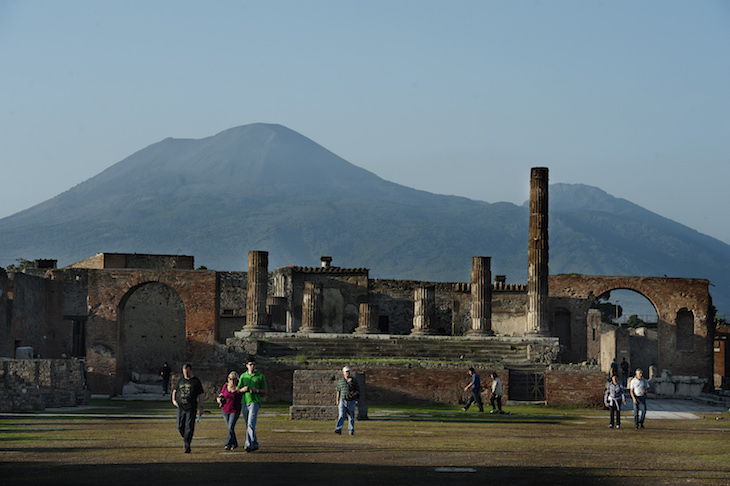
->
xmin=0 ymin=270 xmax=11 ymax=358
xmin=289 ymin=369 xmax=367 ymax=420
xmin=544 ymin=369 xmax=605 ymax=407
xmin=0 ymin=358 xmax=89 ymax=412
xmin=288 ymin=367 xmax=605 ymax=418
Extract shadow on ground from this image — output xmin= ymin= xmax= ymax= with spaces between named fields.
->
xmin=0 ymin=461 xmax=618 ymax=486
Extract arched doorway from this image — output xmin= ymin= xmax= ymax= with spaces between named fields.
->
xmin=592 ymin=289 xmax=658 ymax=376
xmin=120 ymin=282 xmax=186 ymax=376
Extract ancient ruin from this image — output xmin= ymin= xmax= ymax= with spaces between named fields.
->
xmin=0 ymin=167 xmax=719 ymax=410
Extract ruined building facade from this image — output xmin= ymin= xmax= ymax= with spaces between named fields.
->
xmin=0 ymin=168 xmax=716 ymax=397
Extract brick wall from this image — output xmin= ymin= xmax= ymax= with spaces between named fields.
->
xmin=544 ymin=370 xmax=605 ymax=407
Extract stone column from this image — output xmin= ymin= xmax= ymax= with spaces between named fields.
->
xmin=527 ymin=167 xmax=550 ymax=336
xmin=267 ymin=296 xmax=287 ymax=332
xmin=244 ymin=250 xmax=270 ymax=332
xmin=299 ymin=281 xmax=324 ymax=333
xmin=467 ymin=256 xmax=494 ymax=336
xmin=411 ymin=285 xmax=437 ymax=335
xmin=355 ymin=303 xmax=380 ymax=334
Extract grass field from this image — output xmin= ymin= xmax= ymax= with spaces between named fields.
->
xmin=1 ymin=399 xmax=728 ymax=485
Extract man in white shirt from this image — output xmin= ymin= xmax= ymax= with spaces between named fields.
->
xmin=629 ymin=368 xmax=650 ymax=429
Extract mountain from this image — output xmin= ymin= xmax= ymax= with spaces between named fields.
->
xmin=1 ymin=123 xmax=729 ymax=314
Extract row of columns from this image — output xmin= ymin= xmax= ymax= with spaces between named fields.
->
xmin=244 ymin=167 xmax=549 ymax=335
xmin=243 ymin=251 xmax=497 ymax=336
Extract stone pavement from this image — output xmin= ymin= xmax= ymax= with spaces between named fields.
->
xmin=621 ymin=398 xmax=728 ymax=419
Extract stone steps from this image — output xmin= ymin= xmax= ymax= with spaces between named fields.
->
xmin=249 ymin=335 xmax=533 ymax=367
xmin=692 ymin=391 xmax=730 ymax=408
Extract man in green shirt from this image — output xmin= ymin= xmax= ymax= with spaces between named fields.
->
xmin=238 ymin=356 xmax=267 ymax=452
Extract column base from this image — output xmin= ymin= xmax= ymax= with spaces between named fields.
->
xmin=466 ymin=329 xmax=495 ymax=337
xmin=298 ymin=326 xmax=324 ymax=334
xmin=354 ymin=327 xmax=380 ymax=334
xmin=410 ymin=329 xmax=438 ymax=336
xmin=242 ymin=325 xmax=272 ymax=333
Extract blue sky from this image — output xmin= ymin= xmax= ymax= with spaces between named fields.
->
xmin=2 ymin=1 xmax=729 ymax=244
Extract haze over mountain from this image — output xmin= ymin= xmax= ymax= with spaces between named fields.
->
xmin=1 ymin=123 xmax=728 ymax=314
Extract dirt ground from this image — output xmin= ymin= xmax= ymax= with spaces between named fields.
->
xmin=1 ymin=401 xmax=729 ymax=485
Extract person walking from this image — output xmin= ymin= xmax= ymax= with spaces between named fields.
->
xmin=238 ymin=356 xmax=267 ymax=452
xmin=629 ymin=368 xmax=650 ymax=429
xmin=610 ymin=358 xmax=619 ymax=379
xmin=620 ymin=358 xmax=630 ymax=387
xmin=461 ymin=367 xmax=484 ymax=412
xmin=335 ymin=366 xmax=360 ymax=435
xmin=604 ymin=374 xmax=625 ymax=428
xmin=160 ymin=361 xmax=171 ymax=395
xmin=171 ymin=363 xmax=204 ymax=453
xmin=217 ymin=371 xmax=243 ymax=450
xmin=489 ymin=372 xmax=505 ymax=414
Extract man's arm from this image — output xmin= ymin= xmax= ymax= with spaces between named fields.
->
xmin=172 ymin=388 xmax=178 ymax=407
xmin=197 ymin=393 xmax=204 ymax=417
xmin=251 ymin=375 xmax=267 ymax=396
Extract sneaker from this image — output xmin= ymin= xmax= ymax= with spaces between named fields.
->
xmin=461 ymin=408 xmax=467 ymax=412
xmin=334 ymin=429 xmax=342 ymax=435
xmin=609 ymin=424 xmax=613 ymax=428
xmin=349 ymin=431 xmax=354 ymax=435
xmin=489 ymin=410 xmax=496 ymax=414
xmin=499 ymin=410 xmax=505 ymax=414
xmin=640 ymin=423 xmax=644 ymax=429
xmin=616 ymin=425 xmax=620 ymax=429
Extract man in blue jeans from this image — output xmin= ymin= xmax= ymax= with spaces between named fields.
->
xmin=461 ymin=367 xmax=484 ymax=412
xmin=335 ymin=366 xmax=360 ymax=435
xmin=630 ymin=368 xmax=650 ymax=429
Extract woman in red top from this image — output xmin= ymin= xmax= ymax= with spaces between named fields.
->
xmin=217 ymin=371 xmax=243 ymax=450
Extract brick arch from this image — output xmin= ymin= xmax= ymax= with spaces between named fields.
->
xmin=549 ymin=275 xmax=710 ymax=323
xmin=85 ymin=269 xmax=217 ymax=395
xmin=118 ymin=281 xmax=186 ymax=376
xmin=549 ymin=275 xmax=712 ymax=378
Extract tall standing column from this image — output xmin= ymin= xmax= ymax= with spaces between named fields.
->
xmin=245 ymin=250 xmax=270 ymax=332
xmin=355 ymin=303 xmax=380 ymax=334
xmin=299 ymin=281 xmax=324 ymax=333
xmin=467 ymin=256 xmax=494 ymax=336
xmin=411 ymin=286 xmax=437 ymax=335
xmin=527 ymin=167 xmax=550 ymax=336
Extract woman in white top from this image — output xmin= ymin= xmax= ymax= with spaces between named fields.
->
xmin=604 ymin=374 xmax=625 ymax=428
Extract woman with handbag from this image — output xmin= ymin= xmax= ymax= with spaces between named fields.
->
xmin=217 ymin=371 xmax=243 ymax=450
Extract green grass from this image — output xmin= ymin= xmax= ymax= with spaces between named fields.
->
xmin=1 ymin=400 xmax=728 ymax=485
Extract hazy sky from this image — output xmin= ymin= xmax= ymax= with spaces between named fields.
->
xmin=2 ymin=1 xmax=729 ymax=244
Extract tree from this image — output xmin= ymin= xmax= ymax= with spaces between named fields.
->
xmin=5 ymin=258 xmax=34 ymax=273
xmin=626 ymin=314 xmax=646 ymax=328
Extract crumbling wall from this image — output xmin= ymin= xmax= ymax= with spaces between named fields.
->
xmin=0 ymin=358 xmax=89 ymax=412
xmin=369 ymin=279 xmax=454 ymax=335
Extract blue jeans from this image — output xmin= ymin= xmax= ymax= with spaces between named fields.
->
xmin=222 ymin=410 xmax=240 ymax=449
xmin=465 ymin=389 xmax=484 ymax=412
xmin=633 ymin=396 xmax=647 ymax=427
xmin=336 ymin=399 xmax=357 ymax=434
xmin=244 ymin=402 xmax=259 ymax=450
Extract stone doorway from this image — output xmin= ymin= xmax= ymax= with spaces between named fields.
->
xmin=120 ymin=282 xmax=186 ymax=376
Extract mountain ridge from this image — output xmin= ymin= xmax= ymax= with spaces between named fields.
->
xmin=1 ymin=123 xmax=728 ymax=313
